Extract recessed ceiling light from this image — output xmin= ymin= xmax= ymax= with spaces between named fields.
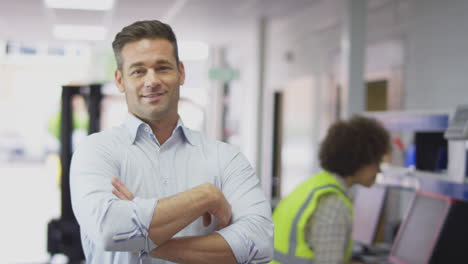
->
xmin=44 ymin=0 xmax=115 ymax=11
xmin=53 ymin=24 xmax=107 ymax=41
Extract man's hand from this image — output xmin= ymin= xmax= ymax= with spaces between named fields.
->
xmin=203 ymin=212 xmax=212 ymax=227
xmin=203 ymin=184 xmax=232 ymax=230
xmin=112 ymin=177 xmax=134 ymax=200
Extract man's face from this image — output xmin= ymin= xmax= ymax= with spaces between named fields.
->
xmin=115 ymin=38 xmax=185 ymax=122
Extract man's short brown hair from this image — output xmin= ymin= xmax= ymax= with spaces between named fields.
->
xmin=319 ymin=115 xmax=390 ymax=177
xmin=112 ymin=20 xmax=179 ymax=71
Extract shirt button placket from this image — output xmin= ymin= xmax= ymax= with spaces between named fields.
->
xmin=154 ymin=145 xmax=165 ymax=195
xmin=160 ymin=148 xmax=169 ymax=186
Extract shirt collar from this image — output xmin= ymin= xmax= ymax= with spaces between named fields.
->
xmin=125 ymin=113 xmax=196 ymax=146
xmin=332 ymin=173 xmax=349 ymax=192
xmin=125 ymin=113 xmax=144 ymax=144
xmin=176 ymin=119 xmax=197 ymax=146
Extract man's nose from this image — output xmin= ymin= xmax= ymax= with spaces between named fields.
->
xmin=144 ymin=70 xmax=161 ymax=87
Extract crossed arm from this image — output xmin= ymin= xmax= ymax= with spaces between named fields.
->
xmin=112 ymin=177 xmax=237 ymax=264
xmin=71 ymin=135 xmax=273 ymax=263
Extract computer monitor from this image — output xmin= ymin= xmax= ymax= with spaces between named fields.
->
xmin=414 ymin=132 xmax=448 ymax=172
xmin=389 ymin=191 xmax=453 ymax=264
xmin=352 ymin=184 xmax=387 ymax=246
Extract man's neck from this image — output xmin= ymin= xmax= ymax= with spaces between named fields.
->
xmin=144 ymin=114 xmax=179 ymax=145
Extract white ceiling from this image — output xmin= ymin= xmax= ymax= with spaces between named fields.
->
xmin=0 ymin=0 xmax=318 ymax=45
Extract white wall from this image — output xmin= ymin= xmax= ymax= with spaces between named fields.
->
xmin=224 ymin=18 xmax=261 ymax=168
xmin=214 ymin=0 xmax=468 ymax=197
xmin=264 ymin=0 xmax=344 ymax=196
xmin=261 ymin=0 xmax=468 ymax=196
xmin=404 ymin=0 xmax=468 ymax=110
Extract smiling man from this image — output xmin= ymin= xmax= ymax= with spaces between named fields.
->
xmin=70 ymin=20 xmax=273 ymax=264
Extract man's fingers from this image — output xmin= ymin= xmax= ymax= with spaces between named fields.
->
xmin=112 ymin=188 xmax=129 ymax=200
xmin=112 ymin=177 xmax=135 ymax=200
xmin=111 ymin=178 xmax=128 ymax=199
xmin=213 ymin=203 xmax=232 ymax=230
xmin=216 ymin=217 xmax=230 ymax=230
xmin=216 ymin=213 xmax=232 ymax=230
xmin=203 ymin=213 xmax=211 ymax=227
xmin=207 ymin=187 xmax=233 ymax=230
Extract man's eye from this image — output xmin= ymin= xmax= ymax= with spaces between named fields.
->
xmin=132 ymin=70 xmax=144 ymax=75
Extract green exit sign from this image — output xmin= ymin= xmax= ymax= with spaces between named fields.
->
xmin=209 ymin=67 xmax=240 ymax=82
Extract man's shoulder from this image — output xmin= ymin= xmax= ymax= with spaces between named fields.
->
xmin=76 ymin=125 xmax=129 ymax=152
xmin=189 ymin=129 xmax=240 ymax=154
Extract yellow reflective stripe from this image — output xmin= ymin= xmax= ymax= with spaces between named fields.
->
xmin=289 ymin=184 xmax=350 ymax=256
xmin=272 ymin=171 xmax=354 ymax=263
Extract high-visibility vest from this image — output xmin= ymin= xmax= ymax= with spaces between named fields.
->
xmin=270 ymin=171 xmax=354 ymax=264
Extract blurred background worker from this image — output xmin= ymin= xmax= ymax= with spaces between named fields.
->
xmin=271 ymin=115 xmax=391 ymax=264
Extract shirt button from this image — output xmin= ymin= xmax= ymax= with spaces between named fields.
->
xmin=144 ymin=127 xmax=150 ymax=133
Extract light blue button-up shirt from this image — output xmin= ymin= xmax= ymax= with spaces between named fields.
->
xmin=70 ymin=114 xmax=273 ymax=264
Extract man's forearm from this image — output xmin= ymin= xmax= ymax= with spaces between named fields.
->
xmin=148 ymin=184 xmax=214 ymax=245
xmin=150 ymin=233 xmax=237 ymax=264
xmin=112 ymin=179 xmax=232 ymax=249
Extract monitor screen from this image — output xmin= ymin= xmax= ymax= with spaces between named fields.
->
xmin=352 ymin=184 xmax=387 ymax=245
xmin=389 ymin=192 xmax=452 ymax=264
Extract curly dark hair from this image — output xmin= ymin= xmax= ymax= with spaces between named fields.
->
xmin=112 ymin=20 xmax=179 ymax=71
xmin=319 ymin=115 xmax=390 ymax=177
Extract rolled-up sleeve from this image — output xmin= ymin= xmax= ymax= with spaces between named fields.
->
xmin=216 ymin=144 xmax=274 ymax=264
xmin=70 ymin=134 xmax=158 ymax=253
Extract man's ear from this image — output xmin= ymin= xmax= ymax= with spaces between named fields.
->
xmin=115 ymin=69 xmax=125 ymax=93
xmin=178 ymin=61 xmax=185 ymax=86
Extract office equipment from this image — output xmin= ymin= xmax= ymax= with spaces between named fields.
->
xmin=444 ymin=104 xmax=468 ymax=182
xmin=389 ymin=191 xmax=453 ymax=264
xmin=367 ymin=108 xmax=468 ymax=201
xmin=365 ymin=108 xmax=468 ymax=264
xmin=444 ymin=104 xmax=468 ymax=140
xmin=352 ymin=184 xmax=387 ymax=246
xmin=430 ymin=199 xmax=468 ymax=263
xmin=414 ymin=132 xmax=447 ymax=172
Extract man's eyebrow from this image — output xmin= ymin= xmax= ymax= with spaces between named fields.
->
xmin=128 ymin=62 xmax=145 ymax=70
xmin=128 ymin=59 xmax=174 ymax=70
xmin=155 ymin=59 xmax=174 ymax=65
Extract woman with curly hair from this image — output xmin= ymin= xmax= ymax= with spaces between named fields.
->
xmin=271 ymin=115 xmax=390 ymax=264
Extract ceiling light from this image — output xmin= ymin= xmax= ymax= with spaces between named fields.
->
xmin=179 ymin=41 xmax=209 ymax=61
xmin=53 ymin=24 xmax=107 ymax=41
xmin=45 ymin=0 xmax=115 ymax=11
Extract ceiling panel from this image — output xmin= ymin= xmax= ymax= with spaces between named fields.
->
xmin=53 ymin=9 xmax=107 ymax=25
xmin=115 ymin=0 xmax=174 ymax=10
xmin=0 ymin=0 xmax=320 ymax=43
